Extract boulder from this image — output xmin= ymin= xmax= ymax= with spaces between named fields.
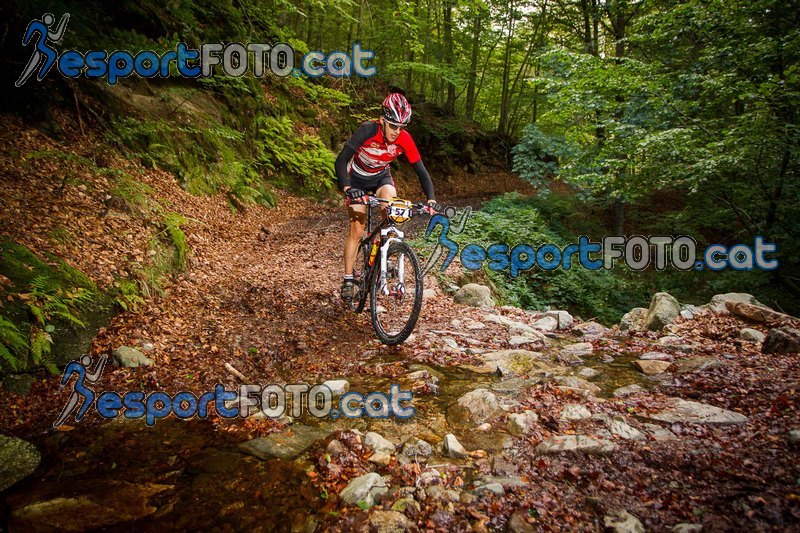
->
xmin=620 ymin=307 xmax=647 ymax=332
xmin=507 ymin=410 xmax=539 ymax=435
xmin=726 ymin=301 xmax=792 ymax=323
xmin=543 ymin=310 xmax=574 ymax=330
xmin=326 ymin=439 xmax=344 ymax=455
xmin=558 ymin=342 xmax=593 ymax=365
xmin=612 ymin=384 xmax=643 ymax=397
xmin=369 ymin=510 xmax=410 ymax=532
xmin=536 ymin=435 xmax=617 ymax=454
xmin=339 ymin=473 xmax=389 ymax=507
xmin=454 ymin=284 xmax=494 ymax=307
xmin=632 ymin=360 xmax=672 ymax=375
xmin=604 ymin=509 xmax=645 ymax=533
xmin=647 ymin=399 xmax=748 ymax=425
xmin=593 ymin=414 xmax=645 ymax=441
xmin=739 ymin=328 xmax=765 ymax=343
xmin=560 ymin=404 xmax=592 ymax=421
xmin=640 ymin=351 xmax=671 ymax=361
xmin=401 ymin=437 xmax=433 ymax=458
xmin=469 ymin=349 xmax=552 ymax=376
xmin=365 ymin=432 xmax=396 ymax=454
xmin=368 ymin=451 xmax=392 ymax=466
xmin=762 ymin=327 xmax=800 ymax=354
xmin=531 ymin=316 xmax=558 ymax=332
xmin=442 ymin=434 xmax=469 ymax=458
xmin=0 ymin=435 xmax=40 ymax=492
xmin=680 ymin=305 xmax=702 ymax=320
xmin=449 ymin=389 xmax=505 ymax=425
xmin=673 ymin=524 xmax=703 ymax=533
xmin=644 ymin=292 xmax=681 ymax=331
xmin=572 ymin=321 xmax=609 ymax=339
xmin=673 ymin=357 xmax=721 ymax=374
xmin=578 ymin=367 xmax=601 ymax=380
xmin=10 ymin=481 xmax=172 ymax=530
xmin=239 ymin=425 xmax=331 ymax=460
xmin=113 ymin=346 xmax=154 ymax=368
xmin=554 ymin=376 xmax=602 ymax=396
xmin=709 ymin=292 xmax=766 ymax=313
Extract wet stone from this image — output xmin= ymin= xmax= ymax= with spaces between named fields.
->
xmin=536 ymin=435 xmax=617 ymax=454
xmin=339 ymin=473 xmax=389 ymax=507
xmin=560 ymin=404 xmax=592 ymax=421
xmin=365 ymin=432 xmax=396 ymax=454
xmin=604 ymin=509 xmax=645 ymax=533
xmin=648 ymin=399 xmax=748 ymax=425
xmin=402 ymin=437 xmax=433 ymax=458
xmin=442 ymin=434 xmax=468 ymax=459
xmin=613 ymin=384 xmax=643 ymax=397
xmin=239 ymin=425 xmax=331 ymax=460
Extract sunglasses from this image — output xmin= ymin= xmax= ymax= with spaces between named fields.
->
xmin=384 ymin=121 xmax=406 ymax=131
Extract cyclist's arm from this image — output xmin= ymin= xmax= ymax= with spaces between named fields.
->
xmin=411 ymin=160 xmax=435 ymax=202
xmin=336 ymin=122 xmax=379 ymax=191
xmin=335 ymin=145 xmax=356 ymax=191
xmin=399 ymin=132 xmax=436 ymax=201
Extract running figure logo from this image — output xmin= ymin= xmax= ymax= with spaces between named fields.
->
xmin=53 ymin=354 xmax=107 ymax=428
xmin=15 ymin=13 xmax=70 ymax=88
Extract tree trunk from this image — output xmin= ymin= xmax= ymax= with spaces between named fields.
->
xmin=443 ymin=0 xmax=456 ymax=114
xmin=465 ymin=10 xmax=483 ymax=121
xmin=497 ymin=0 xmax=516 ymax=135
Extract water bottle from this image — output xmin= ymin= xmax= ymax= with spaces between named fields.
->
xmin=368 ymin=239 xmax=379 ymax=266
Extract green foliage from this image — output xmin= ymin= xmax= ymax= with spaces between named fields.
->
xmin=27 ymin=275 xmax=92 ymax=329
xmin=0 ymin=272 xmax=93 ymax=374
xmin=512 ymin=124 xmax=572 ymax=194
xmin=109 ymin=172 xmax=158 ymax=215
xmin=112 ymin=279 xmax=146 ymax=312
xmin=429 ymin=194 xmax=652 ymax=324
xmin=255 ymin=116 xmax=337 ymax=198
xmin=162 ymin=213 xmax=189 ymax=271
xmin=0 ymin=316 xmax=27 ymax=372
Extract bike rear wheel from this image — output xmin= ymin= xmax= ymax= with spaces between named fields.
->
xmin=370 ymin=241 xmax=423 ymax=345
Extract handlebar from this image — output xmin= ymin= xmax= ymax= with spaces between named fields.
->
xmin=364 ymin=195 xmax=439 ymax=215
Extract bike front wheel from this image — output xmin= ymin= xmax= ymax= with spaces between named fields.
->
xmin=370 ymin=241 xmax=423 ymax=345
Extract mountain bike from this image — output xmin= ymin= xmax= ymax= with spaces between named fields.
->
xmin=346 ymin=196 xmax=434 ymax=345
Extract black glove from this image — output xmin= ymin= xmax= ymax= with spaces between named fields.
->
xmin=346 ymin=187 xmax=366 ymax=204
xmin=425 ymin=201 xmax=442 ymax=214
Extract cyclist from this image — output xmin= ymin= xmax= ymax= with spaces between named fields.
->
xmin=335 ymin=90 xmax=438 ymax=303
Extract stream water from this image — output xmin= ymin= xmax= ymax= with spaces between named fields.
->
xmin=2 ymin=348 xmax=656 ymax=530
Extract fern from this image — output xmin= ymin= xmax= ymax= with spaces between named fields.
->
xmin=0 ymin=316 xmax=27 ymax=371
xmin=28 ymin=276 xmax=89 ymax=328
xmin=29 ymin=328 xmax=57 ymax=374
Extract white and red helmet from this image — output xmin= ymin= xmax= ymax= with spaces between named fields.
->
xmin=382 ymin=92 xmax=412 ymax=126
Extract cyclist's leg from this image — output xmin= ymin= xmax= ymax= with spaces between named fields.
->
xmin=344 ymin=202 xmax=367 ymax=276
xmin=344 ymin=174 xmax=374 ymax=277
xmin=375 ymin=175 xmax=397 ymax=222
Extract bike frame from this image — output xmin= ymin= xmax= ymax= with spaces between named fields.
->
xmin=360 ymin=198 xmax=406 ymax=296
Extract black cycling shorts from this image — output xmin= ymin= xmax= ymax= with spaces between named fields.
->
xmin=348 ymin=171 xmax=395 ymax=195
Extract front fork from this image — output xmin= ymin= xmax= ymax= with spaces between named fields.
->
xmin=377 ymin=227 xmax=404 ymax=296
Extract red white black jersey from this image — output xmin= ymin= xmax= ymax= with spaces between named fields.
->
xmin=346 ymin=121 xmax=421 ymax=179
